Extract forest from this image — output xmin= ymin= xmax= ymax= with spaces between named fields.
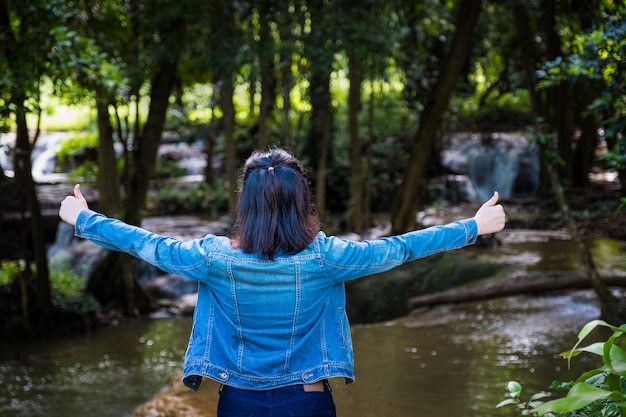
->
xmin=0 ymin=0 xmax=625 ymax=341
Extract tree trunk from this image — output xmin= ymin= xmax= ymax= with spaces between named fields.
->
xmin=513 ymin=3 xmax=545 ymax=117
xmin=391 ymin=0 xmax=483 ymax=234
xmin=126 ymin=59 xmax=179 ymax=225
xmin=13 ymin=98 xmax=53 ymax=326
xmin=279 ymin=53 xmax=294 ymax=149
xmin=312 ymin=73 xmax=332 ymax=225
xmin=540 ymin=0 xmax=576 ymax=183
xmin=220 ymin=80 xmax=237 ymax=215
xmin=95 ymin=94 xmax=121 ymax=216
xmin=307 ymin=0 xmax=333 ymax=224
xmin=87 ymin=59 xmax=178 ymax=316
xmin=348 ymin=52 xmax=363 ymax=234
xmin=363 ymin=81 xmax=376 ymax=229
xmin=257 ymin=10 xmax=277 ymax=150
xmin=408 ymin=272 xmax=626 ymax=310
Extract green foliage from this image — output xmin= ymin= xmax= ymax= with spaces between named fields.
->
xmin=453 ymin=90 xmax=534 ymax=130
xmin=55 ymin=131 xmax=99 ymax=181
xmin=497 ymin=320 xmax=626 ymax=417
xmin=148 ymin=181 xmax=229 ymax=217
xmin=536 ymin=8 xmax=626 ymax=177
xmin=154 ymin=157 xmax=184 ymax=179
xmin=0 ymin=260 xmax=26 ymax=286
xmin=526 ymin=124 xmax=564 ymax=168
xmin=0 ymin=260 xmax=99 ymax=317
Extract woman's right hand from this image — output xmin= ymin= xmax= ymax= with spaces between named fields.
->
xmin=473 ymin=191 xmax=506 ymax=235
xmin=59 ymin=184 xmax=89 ymax=226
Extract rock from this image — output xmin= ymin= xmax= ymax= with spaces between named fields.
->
xmin=142 ymin=274 xmax=198 ymax=299
xmin=132 ymin=372 xmax=221 ymax=417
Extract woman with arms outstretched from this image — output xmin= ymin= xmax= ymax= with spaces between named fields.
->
xmin=59 ymin=147 xmax=505 ymax=417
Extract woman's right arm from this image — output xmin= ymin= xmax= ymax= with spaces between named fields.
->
xmin=59 ymin=184 xmax=209 ymax=280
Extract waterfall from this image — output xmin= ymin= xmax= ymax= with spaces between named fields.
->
xmin=441 ymin=132 xmax=540 ymax=202
xmin=47 ymin=221 xmax=76 ymax=259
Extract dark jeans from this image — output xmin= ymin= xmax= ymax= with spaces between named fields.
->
xmin=217 ymin=381 xmax=337 ymax=417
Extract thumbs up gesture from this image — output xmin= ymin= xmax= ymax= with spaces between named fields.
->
xmin=473 ymin=191 xmax=506 ymax=236
xmin=59 ymin=184 xmax=89 ymax=226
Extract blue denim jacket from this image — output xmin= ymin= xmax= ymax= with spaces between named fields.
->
xmin=75 ymin=210 xmax=477 ymax=391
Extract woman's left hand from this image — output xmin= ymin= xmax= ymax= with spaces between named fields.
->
xmin=59 ymin=184 xmax=89 ymax=226
xmin=473 ymin=191 xmax=506 ymax=235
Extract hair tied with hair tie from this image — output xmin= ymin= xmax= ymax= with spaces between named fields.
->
xmin=268 ymin=166 xmax=274 ymax=172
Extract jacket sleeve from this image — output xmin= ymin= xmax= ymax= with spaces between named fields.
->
xmin=319 ymin=219 xmax=478 ymax=283
xmin=75 ymin=209 xmax=209 ymax=280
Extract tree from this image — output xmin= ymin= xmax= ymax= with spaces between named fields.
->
xmin=303 ymin=0 xmax=337 ymax=223
xmin=0 ymin=0 xmax=81 ymax=333
xmin=391 ymin=0 xmax=484 ymax=233
xmin=73 ymin=0 xmax=215 ymax=314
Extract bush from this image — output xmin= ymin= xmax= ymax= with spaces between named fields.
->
xmin=55 ymin=131 xmax=99 ymax=182
xmin=497 ymin=320 xmax=626 ymax=417
xmin=0 ymin=259 xmax=99 ymax=317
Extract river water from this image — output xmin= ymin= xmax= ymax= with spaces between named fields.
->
xmin=0 ymin=290 xmax=603 ymax=417
xmin=2 ymin=228 xmax=624 ymax=417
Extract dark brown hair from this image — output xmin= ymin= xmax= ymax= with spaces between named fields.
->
xmin=232 ymin=148 xmax=320 ymax=259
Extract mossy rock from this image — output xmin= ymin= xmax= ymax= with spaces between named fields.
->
xmin=345 ymin=252 xmax=502 ymax=324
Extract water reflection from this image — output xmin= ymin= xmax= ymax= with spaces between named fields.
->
xmin=332 ymin=292 xmax=600 ymax=417
xmin=474 ymin=230 xmax=626 ymax=274
xmin=0 ymin=291 xmax=602 ymax=417
xmin=0 ymin=318 xmax=191 ymax=417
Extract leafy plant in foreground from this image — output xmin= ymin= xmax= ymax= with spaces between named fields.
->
xmin=497 ymin=320 xmax=626 ymax=417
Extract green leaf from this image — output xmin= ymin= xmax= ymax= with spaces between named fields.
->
xmin=507 ymin=381 xmax=522 ymax=395
xmin=529 ymin=392 xmax=552 ymax=402
xmin=566 ymin=320 xmax=624 ymax=367
xmin=496 ymin=398 xmax=517 ymax=408
xmin=533 ymin=382 xmax=611 ymax=416
xmin=561 ymin=342 xmax=605 ymax=358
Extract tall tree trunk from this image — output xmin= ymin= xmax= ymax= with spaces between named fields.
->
xmin=348 ymin=52 xmax=363 ymax=234
xmin=311 ymin=73 xmax=332 ymax=225
xmin=363 ymin=80 xmax=376 ymax=229
xmin=14 ymin=98 xmax=52 ymax=326
xmin=513 ymin=3 xmax=545 ymax=117
xmin=126 ymin=59 xmax=178 ymax=225
xmin=257 ymin=10 xmax=277 ymax=150
xmin=87 ymin=60 xmax=178 ymax=315
xmin=540 ymin=0 xmax=576 ymax=183
xmin=391 ymin=0 xmax=483 ymax=234
xmin=571 ymin=2 xmax=602 ymax=187
xmin=279 ymin=53 xmax=294 ymax=149
xmin=220 ymin=80 xmax=237 ymax=215
xmin=95 ymin=93 xmax=121 ymax=216
xmin=0 ymin=0 xmax=52 ymax=331
xmin=307 ymin=0 xmax=333 ymax=224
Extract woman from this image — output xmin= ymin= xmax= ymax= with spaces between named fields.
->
xmin=59 ymin=148 xmax=505 ymax=417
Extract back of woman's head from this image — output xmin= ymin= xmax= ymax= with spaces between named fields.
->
xmin=233 ymin=148 xmax=320 ymax=259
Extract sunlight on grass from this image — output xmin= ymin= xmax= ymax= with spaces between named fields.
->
xmin=26 ymin=103 xmax=96 ymax=132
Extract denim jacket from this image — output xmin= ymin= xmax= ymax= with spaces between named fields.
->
xmin=75 ymin=209 xmax=477 ymax=391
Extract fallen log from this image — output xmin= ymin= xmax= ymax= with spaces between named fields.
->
xmin=408 ymin=272 xmax=626 ymax=309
